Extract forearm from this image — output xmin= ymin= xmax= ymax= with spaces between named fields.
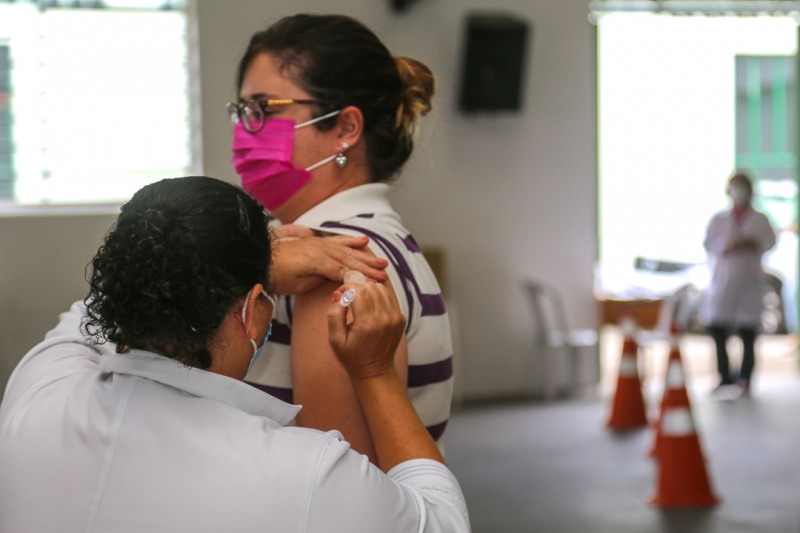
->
xmin=704 ymin=231 xmax=726 ymax=254
xmin=269 ymin=233 xmax=388 ymax=295
xmin=351 ymin=368 xmax=445 ymax=473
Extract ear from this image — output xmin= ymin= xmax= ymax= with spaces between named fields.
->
xmin=336 ymin=105 xmax=363 ymax=149
xmin=242 ymin=283 xmax=265 ymax=340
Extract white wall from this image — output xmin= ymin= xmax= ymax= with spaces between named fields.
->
xmin=0 ymin=213 xmax=116 ymax=396
xmin=0 ymin=0 xmax=596 ymax=401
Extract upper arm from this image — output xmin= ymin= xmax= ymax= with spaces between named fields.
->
xmin=304 ymin=439 xmax=468 ymax=533
xmin=291 ymin=280 xmax=408 ymax=464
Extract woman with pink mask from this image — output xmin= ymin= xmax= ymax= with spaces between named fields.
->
xmin=702 ymin=171 xmax=776 ymax=396
xmin=228 ymin=14 xmax=453 ymax=463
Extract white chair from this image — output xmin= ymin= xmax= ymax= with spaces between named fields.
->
xmin=635 ymin=284 xmax=695 ymax=379
xmin=524 ymin=280 xmax=599 ymax=400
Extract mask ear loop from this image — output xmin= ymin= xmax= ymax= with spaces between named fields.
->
xmin=295 ymin=109 xmax=349 ymax=172
xmin=295 ymin=109 xmax=341 ymax=129
xmin=306 ymin=153 xmax=337 ymax=172
xmin=241 ymin=288 xmax=258 ymax=356
xmin=263 ymin=293 xmax=276 ymax=344
xmin=242 ymin=289 xmax=276 ymax=355
xmin=306 ymin=141 xmax=350 ymax=172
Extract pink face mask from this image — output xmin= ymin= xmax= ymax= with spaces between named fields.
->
xmin=231 ymin=110 xmax=341 ymax=211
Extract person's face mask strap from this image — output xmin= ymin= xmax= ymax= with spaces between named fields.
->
xmin=294 ymin=109 xmax=341 ymax=130
xmin=297 ymin=110 xmax=345 ymax=172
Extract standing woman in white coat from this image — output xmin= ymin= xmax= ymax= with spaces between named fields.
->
xmin=703 ymin=171 xmax=776 ymax=394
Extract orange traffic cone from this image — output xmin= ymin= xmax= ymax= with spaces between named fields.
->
xmin=606 ymin=318 xmax=648 ymax=430
xmin=649 ymin=335 xmax=719 ymax=507
xmin=650 ymin=390 xmax=720 ymax=506
xmin=650 ymin=324 xmax=684 ymax=457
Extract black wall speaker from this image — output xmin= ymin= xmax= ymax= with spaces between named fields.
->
xmin=458 ymin=13 xmax=530 ymax=113
xmin=390 ymin=0 xmax=421 ymax=11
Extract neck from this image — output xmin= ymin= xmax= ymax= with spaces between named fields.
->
xmin=206 ymin=315 xmax=253 ymax=380
xmin=272 ymin=166 xmax=371 ymax=223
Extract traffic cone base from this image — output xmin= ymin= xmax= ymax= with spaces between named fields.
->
xmin=650 ymin=402 xmax=719 ymax=506
xmin=650 ymin=434 xmax=720 ymax=507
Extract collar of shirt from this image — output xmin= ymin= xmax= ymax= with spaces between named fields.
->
xmin=99 ymin=350 xmax=301 ymax=425
xmin=293 ymin=183 xmax=396 ymax=229
xmin=732 ymin=205 xmax=751 ymax=224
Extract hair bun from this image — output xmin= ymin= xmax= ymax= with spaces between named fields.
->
xmin=394 ymin=56 xmax=435 ymax=137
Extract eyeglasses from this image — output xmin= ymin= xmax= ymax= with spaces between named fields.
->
xmin=226 ymin=98 xmax=325 ymax=133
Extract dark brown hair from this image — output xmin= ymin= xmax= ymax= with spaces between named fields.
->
xmin=236 ymin=14 xmax=434 ymax=183
xmin=728 ymin=170 xmax=754 ymax=196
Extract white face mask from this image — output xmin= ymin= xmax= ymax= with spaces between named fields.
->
xmin=729 ymin=185 xmax=749 ymax=205
xmin=241 ymin=288 xmax=276 ymax=370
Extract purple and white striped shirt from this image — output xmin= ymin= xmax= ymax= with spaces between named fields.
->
xmin=245 ymin=183 xmax=454 ymax=443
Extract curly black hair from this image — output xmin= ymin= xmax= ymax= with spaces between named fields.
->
xmin=84 ymin=176 xmax=272 ymax=369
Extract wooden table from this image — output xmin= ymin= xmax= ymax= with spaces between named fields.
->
xmin=596 ymin=297 xmax=663 ymax=329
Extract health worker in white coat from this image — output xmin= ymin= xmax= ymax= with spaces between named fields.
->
xmin=702 ymin=171 xmax=776 ymax=395
xmin=0 ymin=176 xmax=470 ymax=533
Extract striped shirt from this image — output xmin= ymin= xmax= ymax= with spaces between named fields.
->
xmin=245 ymin=183 xmax=454 ymax=442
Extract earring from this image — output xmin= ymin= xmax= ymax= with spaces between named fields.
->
xmin=335 ymin=142 xmax=349 ymax=168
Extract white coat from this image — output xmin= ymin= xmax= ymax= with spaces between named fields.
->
xmin=0 ymin=302 xmax=470 ymax=533
xmin=701 ymin=207 xmax=776 ymax=328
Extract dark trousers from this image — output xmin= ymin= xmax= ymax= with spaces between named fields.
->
xmin=708 ymin=324 xmax=756 ymax=383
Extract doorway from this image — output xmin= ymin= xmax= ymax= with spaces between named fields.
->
xmin=595 ymin=12 xmax=799 ymax=390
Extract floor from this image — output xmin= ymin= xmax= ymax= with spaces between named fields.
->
xmin=443 ymin=327 xmax=800 ymax=533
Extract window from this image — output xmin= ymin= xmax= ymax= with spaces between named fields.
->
xmin=0 ymin=0 xmax=192 ymax=206
xmin=736 ymin=55 xmax=797 ymax=182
